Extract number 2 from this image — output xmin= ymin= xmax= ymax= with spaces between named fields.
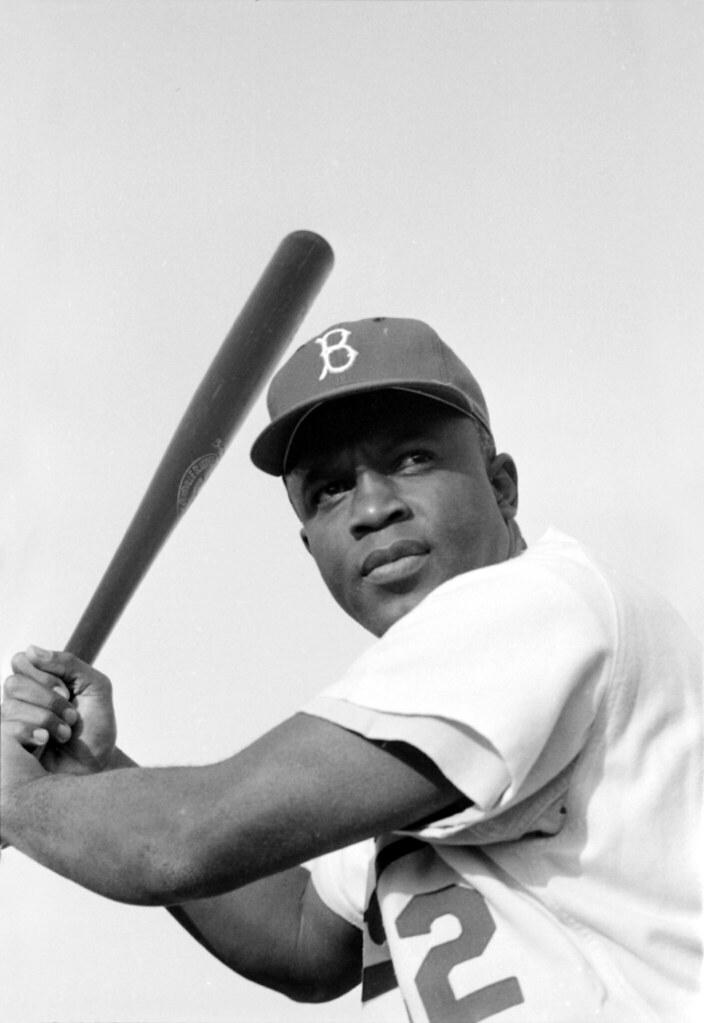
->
xmin=396 ymin=885 xmax=523 ymax=1022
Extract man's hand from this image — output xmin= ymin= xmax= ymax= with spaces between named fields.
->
xmin=1 ymin=647 xmax=117 ymax=775
xmin=1 ymin=712 xmax=48 ymax=796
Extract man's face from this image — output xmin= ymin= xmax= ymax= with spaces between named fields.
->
xmin=285 ymin=392 xmax=519 ymax=637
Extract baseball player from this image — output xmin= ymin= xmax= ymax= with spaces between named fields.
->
xmin=2 ymin=318 xmax=701 ymax=1021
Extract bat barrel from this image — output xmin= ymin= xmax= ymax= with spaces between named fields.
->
xmin=65 ymin=231 xmax=334 ymax=663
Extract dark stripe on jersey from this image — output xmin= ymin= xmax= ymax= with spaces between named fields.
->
xmin=361 ymin=959 xmax=399 ymax=1002
xmin=364 ymin=888 xmax=386 ymax=946
xmin=403 ymin=794 xmax=471 ymax=831
xmin=375 ymin=836 xmax=426 ymax=880
xmin=366 ymin=837 xmax=428 ymax=943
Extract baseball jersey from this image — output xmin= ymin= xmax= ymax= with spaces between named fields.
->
xmin=304 ymin=529 xmax=702 ymax=1022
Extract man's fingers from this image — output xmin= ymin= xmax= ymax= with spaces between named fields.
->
xmin=2 ymin=715 xmax=66 ymax=750
xmin=2 ymin=696 xmax=75 ymax=744
xmin=24 ymin=646 xmax=85 ymax=680
xmin=4 ymin=672 xmax=75 ymax=719
xmin=29 ymin=727 xmax=50 ymax=747
xmin=10 ymin=651 xmax=70 ymax=698
xmin=20 ymin=647 xmax=111 ymax=700
xmin=2 ymin=669 xmax=78 ymax=744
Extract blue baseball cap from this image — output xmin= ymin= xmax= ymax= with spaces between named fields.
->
xmin=250 ymin=317 xmax=493 ymax=476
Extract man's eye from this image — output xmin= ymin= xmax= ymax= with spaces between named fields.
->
xmin=397 ymin=450 xmax=433 ymax=472
xmin=313 ymin=480 xmax=348 ymax=507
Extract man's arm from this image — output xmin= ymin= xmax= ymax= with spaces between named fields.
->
xmin=1 ymin=655 xmax=366 ymax=1000
xmin=2 ymin=649 xmax=461 ymax=998
xmin=168 ymin=869 xmax=362 ymax=1002
xmin=2 ymin=707 xmax=457 ymax=902
xmin=107 ymin=749 xmax=361 ymax=1001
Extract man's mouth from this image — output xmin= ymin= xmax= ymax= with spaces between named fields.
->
xmin=361 ymin=540 xmax=429 ymax=582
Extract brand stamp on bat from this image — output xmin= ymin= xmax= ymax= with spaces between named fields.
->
xmin=177 ymin=452 xmax=220 ymax=513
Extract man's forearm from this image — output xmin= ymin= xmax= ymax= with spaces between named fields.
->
xmin=3 ymin=713 xmax=461 ymax=911
xmin=1 ymin=761 xmax=262 ymax=904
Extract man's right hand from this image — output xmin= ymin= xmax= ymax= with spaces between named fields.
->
xmin=2 ymin=648 xmax=117 ymax=775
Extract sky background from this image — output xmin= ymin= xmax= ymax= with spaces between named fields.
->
xmin=1 ymin=2 xmax=702 ymax=1021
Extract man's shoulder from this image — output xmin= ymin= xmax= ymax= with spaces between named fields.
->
xmin=419 ymin=527 xmax=611 ymax=616
xmin=370 ymin=528 xmax=621 ymax=673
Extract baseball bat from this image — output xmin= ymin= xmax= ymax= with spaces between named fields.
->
xmin=65 ymin=229 xmax=334 ymax=664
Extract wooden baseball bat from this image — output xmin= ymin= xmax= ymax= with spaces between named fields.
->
xmin=65 ymin=230 xmax=334 ymax=664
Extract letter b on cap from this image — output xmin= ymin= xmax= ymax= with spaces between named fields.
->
xmin=314 ymin=328 xmax=358 ymax=381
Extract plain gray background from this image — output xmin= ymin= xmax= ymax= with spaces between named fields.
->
xmin=2 ymin=2 xmax=702 ymax=1021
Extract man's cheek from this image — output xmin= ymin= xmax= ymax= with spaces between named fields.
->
xmin=315 ymin=552 xmax=349 ymax=604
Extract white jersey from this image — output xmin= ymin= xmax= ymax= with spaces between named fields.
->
xmin=305 ymin=530 xmax=702 ymax=1022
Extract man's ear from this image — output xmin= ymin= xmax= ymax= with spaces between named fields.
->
xmin=488 ymin=453 xmax=519 ymax=521
xmin=299 ymin=527 xmax=311 ymax=554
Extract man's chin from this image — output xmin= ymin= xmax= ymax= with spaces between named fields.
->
xmin=359 ymin=586 xmax=434 ymax=638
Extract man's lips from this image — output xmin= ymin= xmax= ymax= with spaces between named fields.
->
xmin=361 ymin=539 xmax=429 ymax=578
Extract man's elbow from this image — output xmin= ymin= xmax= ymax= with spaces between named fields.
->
xmin=114 ymin=829 xmax=225 ymax=907
xmin=273 ymin=970 xmax=360 ymax=1004
xmin=283 ymin=929 xmax=362 ymax=1002
xmin=239 ymin=927 xmax=361 ymax=1005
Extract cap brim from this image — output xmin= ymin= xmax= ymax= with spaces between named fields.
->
xmin=250 ymin=380 xmax=489 ymax=475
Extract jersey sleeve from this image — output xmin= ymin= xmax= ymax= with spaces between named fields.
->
xmin=308 ymin=839 xmax=374 ymax=930
xmin=303 ymin=533 xmax=617 ymax=840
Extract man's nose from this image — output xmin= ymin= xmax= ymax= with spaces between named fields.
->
xmin=349 ymin=470 xmax=411 ymax=538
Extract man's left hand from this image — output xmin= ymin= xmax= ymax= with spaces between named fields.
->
xmin=1 ymin=648 xmax=117 ymax=776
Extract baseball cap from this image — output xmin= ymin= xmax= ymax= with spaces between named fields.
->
xmin=250 ymin=317 xmax=493 ymax=476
